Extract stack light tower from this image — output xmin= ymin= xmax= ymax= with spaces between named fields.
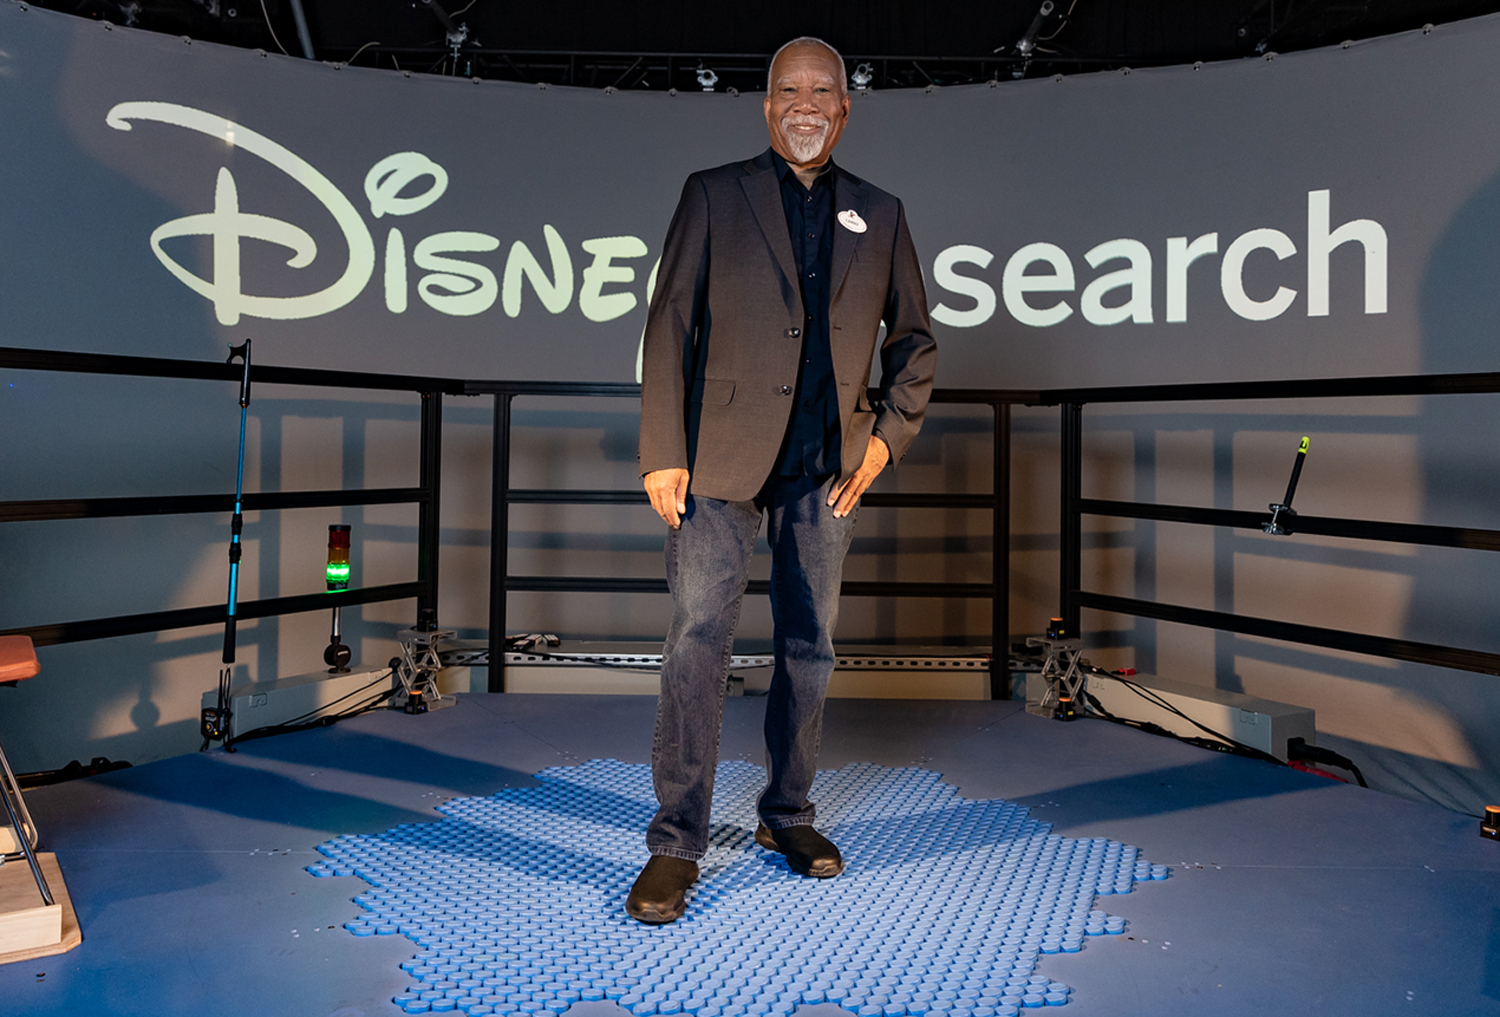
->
xmin=324 ymin=524 xmax=353 ymax=673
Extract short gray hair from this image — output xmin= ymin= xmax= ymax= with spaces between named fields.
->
xmin=766 ymin=37 xmax=847 ymax=95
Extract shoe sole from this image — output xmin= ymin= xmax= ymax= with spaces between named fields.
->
xmin=755 ymin=824 xmax=844 ymax=879
xmin=625 ymin=896 xmax=686 ymax=924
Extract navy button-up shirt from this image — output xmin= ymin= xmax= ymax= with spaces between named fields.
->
xmin=770 ymin=151 xmax=841 ymax=478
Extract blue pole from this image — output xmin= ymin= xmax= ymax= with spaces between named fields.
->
xmin=207 ymin=340 xmax=252 ymax=751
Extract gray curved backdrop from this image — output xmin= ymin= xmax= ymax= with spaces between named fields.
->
xmin=2 ymin=2 xmax=1498 ymax=815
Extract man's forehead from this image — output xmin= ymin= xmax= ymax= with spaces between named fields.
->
xmin=770 ymin=47 xmax=842 ymax=86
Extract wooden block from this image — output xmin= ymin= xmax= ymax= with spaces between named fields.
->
xmin=0 ymin=903 xmax=59 ymax=954
xmin=0 ymin=854 xmax=80 ymax=964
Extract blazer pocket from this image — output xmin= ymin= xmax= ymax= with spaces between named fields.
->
xmin=691 ymin=378 xmax=736 ymax=405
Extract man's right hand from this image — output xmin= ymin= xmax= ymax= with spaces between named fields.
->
xmin=644 ymin=468 xmax=691 ymax=529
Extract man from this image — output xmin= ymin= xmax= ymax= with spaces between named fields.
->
xmin=629 ymin=36 xmax=936 ymax=924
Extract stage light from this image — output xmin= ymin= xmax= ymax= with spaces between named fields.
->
xmin=1016 ymin=1 xmax=1055 ymax=57
xmin=851 ymin=63 xmax=874 ymax=91
xmin=696 ymin=65 xmax=718 ymax=91
xmin=327 ymin=524 xmax=351 ymax=590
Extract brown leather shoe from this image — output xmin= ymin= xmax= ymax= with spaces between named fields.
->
xmin=625 ymin=855 xmax=699 ymax=924
xmin=755 ymin=822 xmax=844 ymax=878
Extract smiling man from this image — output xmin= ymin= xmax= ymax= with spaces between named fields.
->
xmin=630 ymin=36 xmax=937 ymax=924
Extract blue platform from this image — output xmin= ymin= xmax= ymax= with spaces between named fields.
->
xmin=312 ymin=757 xmax=1165 ymax=1016
xmin=1 ymin=694 xmax=1496 ymax=1017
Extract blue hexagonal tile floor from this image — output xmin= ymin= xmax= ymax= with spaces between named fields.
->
xmin=309 ymin=758 xmax=1167 ymax=1017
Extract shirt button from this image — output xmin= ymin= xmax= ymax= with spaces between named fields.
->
xmin=808 ymin=271 xmax=817 ymax=278
xmin=807 ymin=232 xmax=815 ymax=239
xmin=805 ymin=358 xmax=812 ymax=364
xmin=780 ymin=385 xmax=793 ymax=395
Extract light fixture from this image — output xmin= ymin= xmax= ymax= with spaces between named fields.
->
xmin=324 ymin=524 xmax=352 ymax=673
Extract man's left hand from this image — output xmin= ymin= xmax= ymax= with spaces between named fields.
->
xmin=828 ymin=436 xmax=890 ymax=518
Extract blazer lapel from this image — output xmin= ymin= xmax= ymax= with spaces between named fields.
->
xmin=740 ymin=155 xmax=800 ymax=296
xmin=829 ymin=169 xmax=867 ymax=301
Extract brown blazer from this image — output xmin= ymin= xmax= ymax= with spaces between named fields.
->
xmin=639 ymin=148 xmax=937 ymax=503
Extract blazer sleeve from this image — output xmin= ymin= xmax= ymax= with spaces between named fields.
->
xmin=872 ymin=199 xmax=938 ymax=465
xmin=638 ymin=174 xmax=711 ymax=477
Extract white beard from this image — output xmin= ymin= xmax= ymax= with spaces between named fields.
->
xmin=781 ymin=117 xmax=828 ymax=163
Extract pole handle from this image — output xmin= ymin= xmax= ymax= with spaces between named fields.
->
xmin=227 ymin=339 xmax=252 ymax=409
xmin=1281 ymin=436 xmax=1310 ymax=508
xmin=222 ymin=615 xmax=237 ymax=665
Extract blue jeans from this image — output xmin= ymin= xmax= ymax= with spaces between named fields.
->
xmin=646 ymin=471 xmax=857 ymax=860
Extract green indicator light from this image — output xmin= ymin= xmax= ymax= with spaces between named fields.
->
xmin=327 ymin=523 xmax=352 ymax=591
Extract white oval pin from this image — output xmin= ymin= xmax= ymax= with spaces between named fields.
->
xmin=838 ymin=209 xmax=867 ymax=234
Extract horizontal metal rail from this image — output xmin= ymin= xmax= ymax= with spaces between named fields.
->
xmin=1042 ymin=370 xmax=1500 ymax=405
xmin=1076 ymin=591 xmax=1500 ymax=677
xmin=504 ymin=489 xmax=997 ymax=509
xmin=0 ymin=487 xmax=427 ymax=523
xmin=0 ymin=346 xmax=467 ymax=395
xmin=503 ymin=576 xmax=995 ymax=598
xmin=1 ymin=582 xmax=426 ymax=648
xmin=461 ymin=379 xmax=640 ymax=398
xmin=1082 ymin=499 xmax=1500 ymax=552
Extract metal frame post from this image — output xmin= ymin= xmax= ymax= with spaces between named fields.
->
xmin=417 ymin=390 xmax=443 ymax=626
xmin=488 ymin=392 xmax=514 ymax=692
xmin=1059 ymin=401 xmax=1083 ymax=635
xmin=0 ymin=744 xmax=53 ymax=906
xmin=990 ymin=402 xmax=1011 ymax=699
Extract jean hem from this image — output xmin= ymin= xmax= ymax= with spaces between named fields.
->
xmin=761 ymin=816 xmax=818 ymax=831
xmin=648 ymin=846 xmax=705 ymax=862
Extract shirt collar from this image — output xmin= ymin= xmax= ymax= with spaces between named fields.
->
xmin=770 ymin=150 xmax=836 ymax=188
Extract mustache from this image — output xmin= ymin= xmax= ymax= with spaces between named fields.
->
xmin=781 ymin=115 xmax=829 ymax=131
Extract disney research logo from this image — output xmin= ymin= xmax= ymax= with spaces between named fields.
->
xmin=105 ymin=101 xmax=655 ymax=327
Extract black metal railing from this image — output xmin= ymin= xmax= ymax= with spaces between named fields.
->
xmin=1042 ymin=371 xmax=1500 ymax=677
xmin=465 ymin=381 xmax=1027 ymax=698
xmin=0 ymin=348 xmax=1026 ymax=699
xmin=0 ymin=346 xmax=459 ymax=647
xmin=17 ymin=344 xmax=1495 ymax=691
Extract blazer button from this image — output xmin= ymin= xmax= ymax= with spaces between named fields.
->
xmin=780 ymin=385 xmax=792 ymax=395
xmin=785 ymin=327 xmax=801 ymax=339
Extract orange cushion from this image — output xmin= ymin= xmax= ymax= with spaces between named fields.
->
xmin=0 ymin=635 xmax=39 ymax=682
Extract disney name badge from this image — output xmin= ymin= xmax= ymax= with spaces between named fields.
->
xmin=837 ymin=209 xmax=867 ymax=234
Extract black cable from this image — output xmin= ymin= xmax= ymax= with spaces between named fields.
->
xmin=1082 ymin=666 xmax=1288 ymax=768
xmin=1286 ymin=736 xmax=1369 ymax=788
xmin=229 ymin=687 xmax=396 ymax=745
xmin=227 ymin=669 xmax=396 ymax=745
xmin=1082 ymin=686 xmax=1271 ymax=759
xmin=1084 ymin=667 xmax=1372 ymax=788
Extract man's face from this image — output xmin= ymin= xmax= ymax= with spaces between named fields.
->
xmin=763 ymin=44 xmax=850 ymax=168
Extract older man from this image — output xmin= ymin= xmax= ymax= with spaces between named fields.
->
xmin=629 ymin=36 xmax=936 ymax=924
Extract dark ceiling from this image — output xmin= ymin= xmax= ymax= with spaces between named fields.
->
xmin=35 ymin=0 xmax=1500 ymax=89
